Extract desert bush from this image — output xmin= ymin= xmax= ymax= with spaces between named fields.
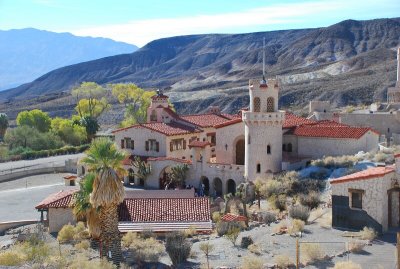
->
xmin=275 ymin=254 xmax=292 ymax=268
xmin=241 ymin=254 xmax=264 ymax=269
xmin=69 ymin=254 xmax=116 ymax=269
xmin=225 ymin=226 xmax=241 ymax=246
xmin=57 ymin=224 xmax=75 ymax=243
xmin=302 ymin=243 xmax=325 ymax=263
xmin=142 ymin=229 xmax=155 ymax=239
xmin=216 ymin=221 xmax=241 ymax=236
xmin=0 ymin=248 xmax=25 ymax=266
xmin=359 ymin=226 xmax=377 ymax=241
xmin=288 ymin=219 xmax=305 ymax=235
xmin=184 ymin=226 xmax=197 ymax=238
xmin=75 ymin=240 xmax=90 ymax=251
xmin=311 ymin=155 xmax=359 ymax=169
xmin=348 ymin=240 xmax=365 ymax=253
xmin=258 ymin=211 xmax=276 ymax=224
xmin=299 ymin=191 xmax=321 ymax=209
xmin=123 ymin=232 xmax=164 ymax=263
xmin=165 ymin=231 xmax=192 ymax=266
xmin=262 ymin=180 xmax=284 ymax=198
xmin=240 ymin=236 xmax=254 ymax=249
xmin=199 ymin=241 xmax=214 ymax=269
xmin=333 ymin=261 xmax=362 ymax=269
xmin=212 ymin=211 xmax=222 ymax=223
xmin=121 ymin=232 xmax=139 ymax=248
xmin=269 ymin=194 xmax=287 ymax=211
xmin=373 ymin=152 xmax=393 ymax=163
xmin=273 ymin=220 xmax=288 ymax=234
xmin=289 ymin=205 xmax=310 ymax=222
xmin=248 ymin=243 xmax=262 ymax=255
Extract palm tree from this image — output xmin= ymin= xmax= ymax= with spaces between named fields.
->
xmin=80 ymin=137 xmax=127 ymax=264
xmin=72 ymin=173 xmax=101 ymax=239
xmin=0 ymin=113 xmax=9 ymax=141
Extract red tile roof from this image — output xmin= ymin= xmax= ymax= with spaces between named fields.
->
xmin=215 ymin=118 xmax=243 ymax=128
xmin=292 ymin=125 xmax=377 ymax=139
xmin=180 ymin=113 xmax=238 ymax=128
xmin=124 ymin=189 xmax=195 ymax=199
xmin=35 ymin=189 xmax=78 ymax=209
xmin=221 ymin=213 xmax=247 ymax=222
xmin=395 ymin=153 xmax=400 ymax=158
xmin=118 ymin=197 xmax=211 ymax=223
xmin=283 ymin=113 xmax=315 ymax=128
xmin=147 ymin=156 xmax=192 ymax=164
xmin=330 ymin=166 xmax=395 ymax=184
xmin=188 ymin=141 xmax=211 ymax=148
xmin=113 ymin=121 xmax=201 ymax=136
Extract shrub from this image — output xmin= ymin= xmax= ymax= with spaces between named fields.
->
xmin=258 ymin=211 xmax=276 ymax=224
xmin=69 ymin=255 xmax=116 ymax=269
xmin=302 ymin=243 xmax=325 ymax=263
xmin=240 ymin=236 xmax=254 ymax=249
xmin=225 ymin=226 xmax=241 ymax=246
xmin=216 ymin=221 xmax=240 ymax=236
xmin=142 ymin=229 xmax=155 ymax=239
xmin=184 ymin=226 xmax=197 ymax=238
xmin=75 ymin=240 xmax=90 ymax=251
xmin=359 ymin=226 xmax=377 ymax=241
xmin=311 ymin=155 xmax=359 ymax=169
xmin=122 ymin=232 xmax=165 ymax=263
xmin=212 ymin=211 xmax=222 ymax=223
xmin=289 ymin=205 xmax=310 ymax=222
xmin=0 ymin=249 xmax=25 ymax=266
xmin=122 ymin=232 xmax=139 ymax=248
xmin=262 ymin=180 xmax=284 ymax=198
xmin=57 ymin=224 xmax=75 ymax=243
xmin=333 ymin=261 xmax=362 ymax=269
xmin=288 ymin=219 xmax=305 ymax=235
xmin=165 ymin=231 xmax=192 ymax=265
xmin=299 ymin=191 xmax=321 ymax=209
xmin=348 ymin=240 xmax=365 ymax=253
xmin=199 ymin=241 xmax=214 ymax=269
xmin=275 ymin=254 xmax=292 ymax=269
xmin=241 ymin=254 xmax=264 ymax=269
xmin=248 ymin=243 xmax=262 ymax=255
xmin=269 ymin=194 xmax=287 ymax=211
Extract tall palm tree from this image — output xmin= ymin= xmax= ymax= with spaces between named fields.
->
xmin=72 ymin=173 xmax=101 ymax=239
xmin=80 ymin=138 xmax=127 ymax=264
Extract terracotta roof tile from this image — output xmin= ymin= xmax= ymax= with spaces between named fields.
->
xmin=221 ymin=213 xmax=247 ymax=222
xmin=147 ymin=156 xmax=192 ymax=164
xmin=113 ymin=121 xmax=202 ymax=136
xmin=124 ymin=189 xmax=195 ymax=199
xmin=293 ymin=125 xmax=377 ymax=139
xmin=330 ymin=166 xmax=395 ymax=184
xmin=118 ymin=197 xmax=211 ymax=223
xmin=283 ymin=113 xmax=315 ymax=128
xmin=35 ymin=189 xmax=77 ymax=209
xmin=180 ymin=113 xmax=238 ymax=128
xmin=215 ymin=118 xmax=242 ymax=128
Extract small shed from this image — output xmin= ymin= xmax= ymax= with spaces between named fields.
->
xmin=63 ymin=175 xmax=78 ymax=186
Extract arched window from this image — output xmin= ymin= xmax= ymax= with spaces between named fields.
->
xmin=267 ymin=145 xmax=271 ymax=154
xmin=248 ymin=135 xmax=251 ymax=145
xmin=150 ymin=110 xmax=157 ymax=121
xmin=287 ymin=143 xmax=292 ymax=153
xmin=256 ymin=163 xmax=261 ymax=173
xmin=253 ymin=97 xmax=261 ymax=112
xmin=267 ymin=97 xmax=274 ymax=112
xmin=282 ymin=144 xmax=286 ymax=151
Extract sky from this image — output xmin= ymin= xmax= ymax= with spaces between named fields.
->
xmin=0 ymin=0 xmax=399 ymax=47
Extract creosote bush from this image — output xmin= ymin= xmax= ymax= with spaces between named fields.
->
xmin=333 ymin=261 xmax=362 ymax=269
xmin=302 ymin=243 xmax=325 ymax=263
xmin=289 ymin=205 xmax=310 ymax=222
xmin=275 ymin=254 xmax=292 ymax=269
xmin=299 ymin=191 xmax=321 ymax=209
xmin=269 ymin=194 xmax=287 ymax=211
xmin=216 ymin=221 xmax=240 ymax=236
xmin=122 ymin=232 xmax=164 ymax=263
xmin=225 ymin=226 xmax=241 ymax=246
xmin=57 ymin=224 xmax=75 ymax=243
xmin=212 ymin=211 xmax=222 ymax=223
xmin=288 ymin=219 xmax=305 ymax=235
xmin=258 ymin=211 xmax=276 ymax=224
xmin=348 ymin=240 xmax=365 ymax=253
xmin=248 ymin=243 xmax=262 ymax=255
xmin=241 ymin=254 xmax=264 ymax=269
xmin=240 ymin=236 xmax=254 ymax=249
xmin=359 ymin=226 xmax=377 ymax=241
xmin=75 ymin=240 xmax=90 ymax=251
xmin=165 ymin=231 xmax=192 ymax=266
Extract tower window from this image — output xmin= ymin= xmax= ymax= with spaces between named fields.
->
xmin=256 ymin=163 xmax=261 ymax=173
xmin=253 ymin=97 xmax=261 ymax=112
xmin=267 ymin=145 xmax=271 ymax=154
xmin=267 ymin=97 xmax=274 ymax=112
xmin=287 ymin=143 xmax=292 ymax=153
xmin=150 ymin=110 xmax=157 ymax=122
xmin=282 ymin=144 xmax=286 ymax=151
xmin=248 ymin=135 xmax=251 ymax=144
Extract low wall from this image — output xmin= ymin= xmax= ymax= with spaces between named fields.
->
xmin=0 ymin=220 xmax=38 ymax=235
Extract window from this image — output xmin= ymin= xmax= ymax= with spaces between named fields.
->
xmin=207 ymin=133 xmax=216 ymax=146
xmin=253 ymin=97 xmax=261 ymax=112
xmin=287 ymin=143 xmax=292 ymax=153
xmin=267 ymin=97 xmax=274 ymax=112
xmin=146 ymin=139 xmax=159 ymax=152
xmin=282 ymin=144 xmax=286 ymax=151
xmin=123 ymin=137 xmax=134 ymax=149
xmin=170 ymin=139 xmax=185 ymax=151
xmin=349 ymin=189 xmax=364 ymax=209
xmin=150 ymin=110 xmax=157 ymax=122
xmin=248 ymin=135 xmax=251 ymax=145
xmin=256 ymin=164 xmax=261 ymax=173
xmin=189 ymin=136 xmax=197 ymax=143
xmin=121 ymin=139 xmax=125 ymax=149
xmin=267 ymin=145 xmax=271 ymax=154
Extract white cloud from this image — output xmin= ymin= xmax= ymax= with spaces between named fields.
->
xmin=67 ymin=0 xmax=380 ymax=46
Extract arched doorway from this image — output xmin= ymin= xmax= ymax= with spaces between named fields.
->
xmin=388 ymin=185 xmax=400 ymax=228
xmin=227 ymin=179 xmax=236 ymax=195
xmin=213 ymin=177 xmax=223 ymax=197
xmin=200 ymin=176 xmax=210 ymax=196
xmin=159 ymin=166 xmax=172 ymax=190
xmin=235 ymin=139 xmax=245 ymax=165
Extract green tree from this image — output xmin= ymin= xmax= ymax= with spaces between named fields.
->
xmin=72 ymin=82 xmax=110 ymax=119
xmin=111 ymin=83 xmax=156 ymax=126
xmin=16 ymin=109 xmax=51 ymax=132
xmin=51 ymin=117 xmax=87 ymax=146
xmin=0 ymin=113 xmax=9 ymax=141
xmin=130 ymin=156 xmax=152 ymax=184
xmin=166 ymin=164 xmax=189 ymax=189
xmin=80 ymin=138 xmax=127 ymax=264
xmin=79 ymin=116 xmax=100 ymax=141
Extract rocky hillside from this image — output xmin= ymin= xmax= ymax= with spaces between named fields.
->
xmin=0 ymin=18 xmax=399 ymax=122
xmin=0 ymin=28 xmax=138 ymax=90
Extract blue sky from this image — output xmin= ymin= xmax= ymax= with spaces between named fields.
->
xmin=0 ymin=0 xmax=399 ymax=47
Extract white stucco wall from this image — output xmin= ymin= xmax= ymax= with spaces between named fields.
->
xmin=215 ymin=122 xmax=245 ymax=164
xmin=49 ymin=208 xmax=75 ymax=233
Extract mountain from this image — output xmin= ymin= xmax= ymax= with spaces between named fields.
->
xmin=0 ymin=18 xmax=400 ymax=123
xmin=0 ymin=28 xmax=138 ymax=90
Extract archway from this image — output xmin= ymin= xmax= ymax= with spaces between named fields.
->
xmin=200 ymin=176 xmax=210 ymax=196
xmin=213 ymin=177 xmax=223 ymax=197
xmin=235 ymin=139 xmax=245 ymax=165
xmin=159 ymin=166 xmax=173 ymax=190
xmin=227 ymin=179 xmax=236 ymax=195
xmin=388 ymin=186 xmax=400 ymax=228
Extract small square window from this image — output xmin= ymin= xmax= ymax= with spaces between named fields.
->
xmin=349 ymin=189 xmax=364 ymax=209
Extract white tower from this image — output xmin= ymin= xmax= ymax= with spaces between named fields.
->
xmin=243 ymin=39 xmax=284 ymax=181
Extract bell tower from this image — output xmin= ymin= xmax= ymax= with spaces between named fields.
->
xmin=242 ymin=39 xmax=284 ymax=181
